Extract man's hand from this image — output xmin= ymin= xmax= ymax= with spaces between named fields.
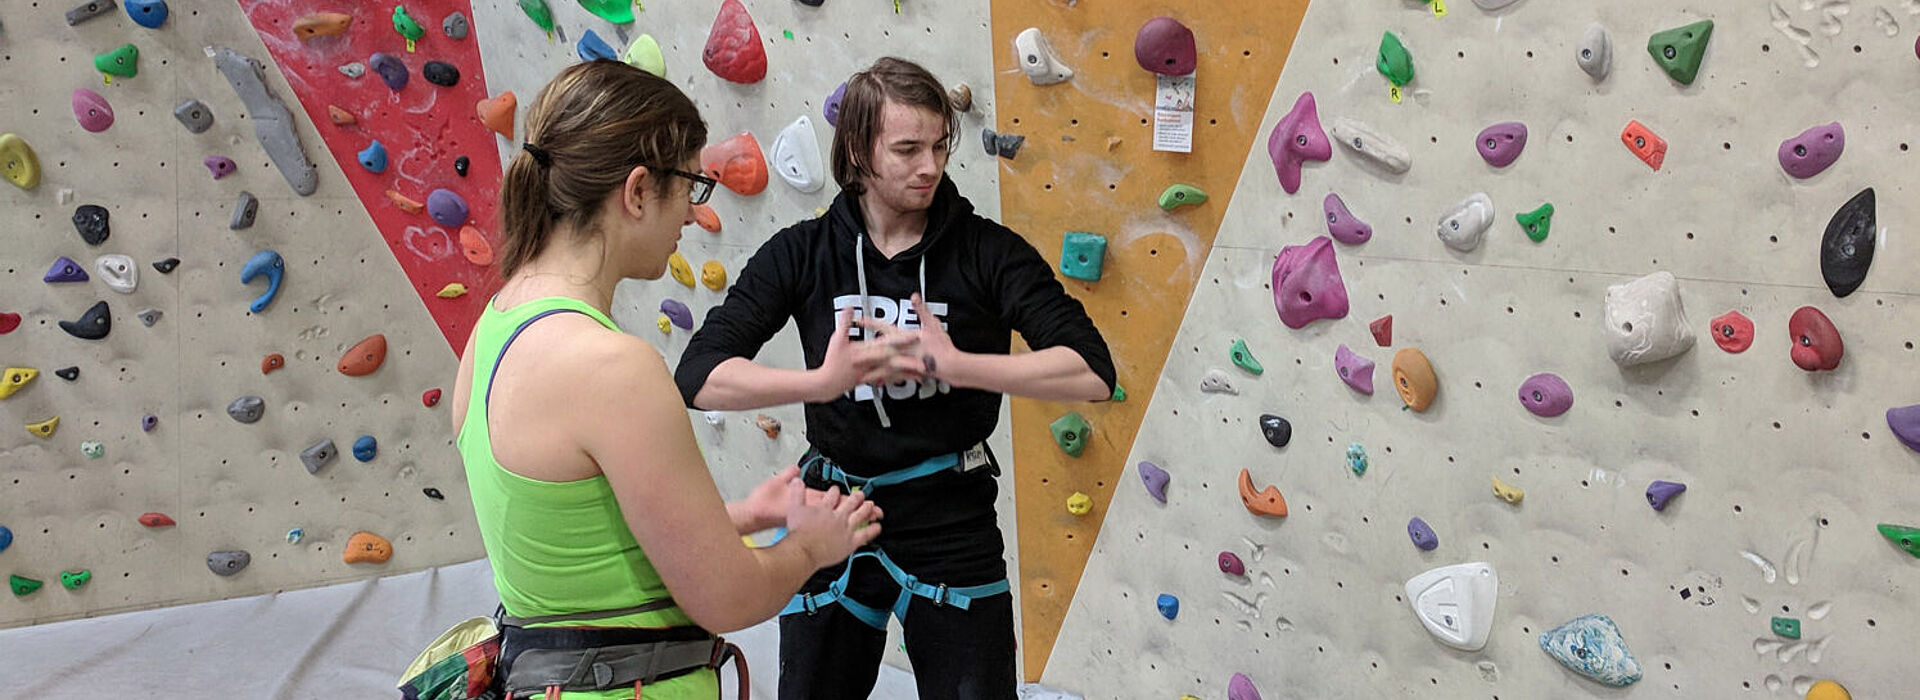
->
xmin=909 ymin=293 xmax=961 ymax=381
xmin=810 ymin=306 xmax=926 ymax=402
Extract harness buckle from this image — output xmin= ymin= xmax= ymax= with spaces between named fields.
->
xmin=802 ymin=595 xmax=822 ymax=615
xmin=931 ymin=583 xmax=950 ymax=607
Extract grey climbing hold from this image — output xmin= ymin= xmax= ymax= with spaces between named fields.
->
xmin=209 ymin=47 xmax=320 ymax=196
xmin=45 ymin=255 xmax=89 ymax=283
xmin=136 ymin=308 xmax=161 ymax=326
xmin=1138 ymin=461 xmax=1169 ymax=503
xmin=982 ymin=128 xmax=999 ymax=156
xmin=423 ymin=487 xmax=445 ymax=500
xmin=227 ymin=395 xmax=264 ymax=424
xmin=369 ymin=52 xmax=408 ymax=90
xmin=1259 ymin=414 xmax=1291 ymax=447
xmin=1199 ymin=368 xmax=1238 ymax=395
xmin=1437 ymin=193 xmax=1495 ymax=252
xmin=1577 ymin=25 xmax=1612 ymax=80
xmin=352 ymin=435 xmax=377 ymax=462
xmin=301 ymin=438 xmax=336 ymax=474
xmin=1408 ymin=517 xmax=1439 ymax=550
xmin=207 ymin=550 xmax=251 ymax=576
xmin=230 ymin=191 xmax=258 ymax=230
xmin=1645 ymin=480 xmax=1687 ymax=511
xmin=152 ymin=257 xmax=179 ymax=273
xmin=1155 ymin=593 xmax=1179 ymax=620
xmin=73 ymin=204 xmax=110 ymax=246
xmin=65 ymin=0 xmax=118 ymax=26
xmin=173 ymin=99 xmax=214 ymax=134
xmin=442 ymin=11 xmax=469 ymax=40
xmin=54 ymin=367 xmax=79 ymax=381
xmin=995 ymin=132 xmax=1025 ymax=159
xmin=1539 ymin=614 xmax=1643 ymax=687
xmin=422 ymin=61 xmax=460 ymax=87
xmin=60 ymin=301 xmax=111 ymax=340
xmin=339 ymin=62 xmax=366 ymax=79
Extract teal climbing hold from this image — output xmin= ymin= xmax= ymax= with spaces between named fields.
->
xmin=1647 ymin=20 xmax=1713 ymax=86
xmin=1050 ymin=412 xmax=1091 ymax=457
xmin=1346 ymin=443 xmax=1368 ymax=476
xmin=1377 ymin=32 xmax=1414 ymax=87
xmin=1772 ymin=616 xmax=1801 ymax=639
xmin=1229 ymin=339 xmax=1264 ymax=375
xmin=1157 ymin=184 xmax=1207 ymax=211
xmin=1060 ymin=232 xmax=1107 ymax=282
xmin=1517 ymin=202 xmax=1554 ymax=242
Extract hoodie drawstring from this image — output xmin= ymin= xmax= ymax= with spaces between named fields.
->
xmin=853 ymin=235 xmax=929 ymax=429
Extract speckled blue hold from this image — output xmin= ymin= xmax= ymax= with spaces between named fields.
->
xmin=1156 ymin=593 xmax=1179 ymax=620
xmin=1346 ymin=443 xmax=1368 ymax=476
xmin=352 ymin=435 xmax=377 ymax=462
xmin=1540 ymin=614 xmax=1643 ymax=687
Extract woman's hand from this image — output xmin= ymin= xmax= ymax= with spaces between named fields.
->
xmin=783 ymin=481 xmax=883 ymax=569
xmin=733 ymin=465 xmax=802 ymax=533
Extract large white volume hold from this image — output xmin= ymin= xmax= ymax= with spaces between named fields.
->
xmin=1329 ymin=118 xmax=1412 ymax=174
xmin=1603 ymin=271 xmax=1696 ymax=366
xmin=1014 ymin=28 xmax=1073 ymax=85
xmin=1436 ymin=193 xmax=1494 ymax=252
xmin=771 ymin=115 xmax=825 ymax=193
xmin=1405 ymin=562 xmax=1498 ymax=651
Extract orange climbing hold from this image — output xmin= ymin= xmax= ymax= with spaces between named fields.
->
xmin=261 ymin=353 xmax=285 ymax=374
xmin=137 ymin=512 xmax=175 ymax=528
xmin=460 ymin=226 xmax=494 ymax=266
xmin=386 ymin=190 xmax=424 ymax=214
xmin=292 ymin=12 xmax=353 ymax=41
xmin=1620 ymin=120 xmax=1668 ymax=171
xmin=692 ymin=203 xmax=722 ymax=232
xmin=327 ymin=105 xmax=356 ymax=126
xmin=1238 ymin=468 xmax=1288 ymax=517
xmin=477 ymin=92 xmax=516 ymax=140
xmin=701 ymin=132 xmax=768 ymax=196
xmin=338 ymin=334 xmax=388 ymax=376
xmin=343 ymin=531 xmax=393 ymax=564
xmin=1392 ymin=347 xmax=1438 ymax=412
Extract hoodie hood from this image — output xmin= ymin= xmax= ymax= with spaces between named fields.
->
xmin=826 ymin=175 xmax=974 ymax=262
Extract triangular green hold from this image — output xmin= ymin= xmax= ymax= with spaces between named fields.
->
xmin=1110 ymin=383 xmax=1127 ymax=402
xmin=623 ymin=34 xmax=665 ymax=77
xmin=391 ymin=6 xmax=425 ymax=42
xmin=1878 ymin=523 xmax=1920 ymax=558
xmin=578 ymin=0 xmax=635 ymax=24
xmin=1377 ymin=31 xmax=1414 ymax=87
xmin=94 ymin=44 xmax=139 ymax=79
xmin=1647 ymin=20 xmax=1713 ymax=86
xmin=1049 ymin=412 xmax=1091 ymax=457
xmin=1518 ymin=202 xmax=1555 ymax=243
xmin=1230 ymin=338 xmax=1264 ymax=375
xmin=1158 ymin=184 xmax=1208 ymax=211
xmin=519 ymin=0 xmax=555 ymax=32
xmin=10 ymin=574 xmax=42 ymax=597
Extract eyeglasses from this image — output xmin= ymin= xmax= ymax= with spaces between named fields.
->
xmin=657 ymin=167 xmax=717 ymax=205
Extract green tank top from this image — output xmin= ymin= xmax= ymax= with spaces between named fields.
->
xmin=458 ymin=296 xmax=719 ymax=699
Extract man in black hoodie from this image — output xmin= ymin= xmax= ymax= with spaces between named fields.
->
xmin=674 ymin=57 xmax=1115 ymax=699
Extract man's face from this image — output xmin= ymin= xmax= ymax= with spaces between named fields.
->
xmin=860 ymin=99 xmax=949 ymax=214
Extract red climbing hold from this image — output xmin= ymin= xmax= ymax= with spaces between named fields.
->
xmin=1620 ymin=120 xmax=1668 ymax=171
xmin=339 ymin=334 xmax=388 ymax=376
xmin=477 ymin=92 xmax=516 ymax=140
xmin=1709 ymin=310 xmax=1754 ymax=353
xmin=701 ymin=132 xmax=769 ymax=196
xmin=1134 ymin=17 xmax=1197 ymax=76
xmin=0 ymin=312 xmax=19 ymax=335
xmin=1370 ymin=315 xmax=1393 ymax=347
xmin=702 ymin=0 xmax=767 ymax=84
xmin=138 ymin=512 xmax=176 ymax=527
xmin=261 ymin=353 xmax=285 ymax=374
xmin=422 ymin=388 xmax=442 ymax=407
xmin=1787 ymin=306 xmax=1843 ymax=371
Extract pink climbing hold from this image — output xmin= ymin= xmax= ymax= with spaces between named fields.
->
xmin=204 ymin=156 xmax=237 ymax=179
xmin=1133 ymin=17 xmax=1196 ymax=76
xmin=1777 ymin=122 xmax=1844 ymax=179
xmin=703 ymin=0 xmax=767 ymax=84
xmin=1270 ymin=236 xmax=1348 ymax=329
xmin=1323 ymin=192 xmax=1371 ymax=245
xmin=1228 ymin=672 xmax=1262 ymax=700
xmin=1476 ymin=121 xmax=1528 ymax=168
xmin=1267 ymin=92 xmax=1331 ymax=195
xmin=1218 ymin=551 xmax=1245 ymax=576
xmin=1335 ymin=344 xmax=1376 ymax=394
xmin=72 ymin=88 xmax=115 ymax=133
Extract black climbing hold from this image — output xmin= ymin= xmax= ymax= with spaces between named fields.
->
xmin=59 ymin=301 xmax=111 ymax=340
xmin=423 ymin=487 xmax=445 ymax=500
xmin=1820 ymin=187 xmax=1875 ymax=298
xmin=422 ymin=61 xmax=460 ymax=87
xmin=54 ymin=367 xmax=79 ymax=381
xmin=152 ymin=257 xmax=179 ymax=273
xmin=1258 ymin=414 xmax=1292 ymax=448
xmin=995 ymin=132 xmax=1025 ymax=159
xmin=230 ymin=191 xmax=258 ymax=230
xmin=454 ymin=155 xmax=470 ymax=177
xmin=72 ymin=204 xmax=110 ymax=246
xmin=798 ymin=0 xmax=824 ymax=6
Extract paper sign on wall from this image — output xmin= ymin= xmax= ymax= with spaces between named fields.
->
xmin=1152 ymin=73 xmax=1195 ymax=153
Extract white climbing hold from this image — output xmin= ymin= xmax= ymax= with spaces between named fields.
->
xmin=1329 ymin=118 xmax=1411 ymax=174
xmin=1577 ymin=25 xmax=1612 ymax=80
xmin=770 ymin=115 xmax=825 ymax=193
xmin=1603 ymin=271 xmax=1696 ymax=367
xmin=94 ymin=254 xmax=137 ymax=293
xmin=1013 ymin=28 xmax=1073 ymax=85
xmin=1436 ymin=193 xmax=1495 ymax=252
xmin=1540 ymin=614 xmax=1643 ymax=687
xmin=1199 ymin=367 xmax=1238 ymax=395
xmin=703 ymin=410 xmax=725 ymax=426
xmin=1404 ymin=562 xmax=1498 ymax=651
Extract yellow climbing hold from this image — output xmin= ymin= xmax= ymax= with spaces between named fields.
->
xmin=623 ymin=34 xmax=665 ymax=77
xmin=656 ymin=315 xmax=672 ymax=334
xmin=1066 ymin=491 xmax=1093 ymax=516
xmin=435 ymin=283 xmax=468 ymax=299
xmin=701 ymin=260 xmax=727 ymax=291
xmin=26 ymin=416 xmax=58 ymax=438
xmin=1491 ymin=475 xmax=1524 ymax=504
xmin=0 ymin=367 xmax=38 ymax=399
xmin=668 ymin=251 xmax=694 ymax=288
xmin=1805 ymin=680 xmax=1850 ymax=700
xmin=0 ymin=133 xmax=43 ymax=191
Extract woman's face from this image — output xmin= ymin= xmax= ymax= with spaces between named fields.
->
xmin=619 ymin=156 xmax=698 ymax=281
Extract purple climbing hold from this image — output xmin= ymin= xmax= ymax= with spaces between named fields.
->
xmin=1270 ymin=236 xmax=1349 ymax=329
xmin=426 ymin=189 xmax=470 ymax=228
xmin=1778 ymin=122 xmax=1844 ymax=179
xmin=1476 ymin=121 xmax=1528 ymax=168
xmin=1218 ymin=551 xmax=1245 ymax=576
xmin=141 ymin=414 xmax=158 ymax=432
xmin=1408 ymin=517 xmax=1439 ymax=551
xmin=1133 ymin=17 xmax=1197 ymax=76
xmin=1227 ymin=672 xmax=1262 ymax=700
xmin=369 ymin=52 xmax=408 ymax=91
xmin=1885 ymin=404 xmax=1920 ymax=454
xmin=44 ymin=256 xmax=89 ymax=283
xmin=1646 ymin=480 xmax=1687 ymax=511
xmin=1335 ymin=344 xmax=1376 ymax=395
xmin=660 ymin=298 xmax=693 ymax=330
xmin=1138 ymin=461 xmax=1170 ymax=503
xmin=204 ymin=156 xmax=237 ymax=179
xmin=1323 ymin=192 xmax=1371 ymax=245
xmin=1517 ymin=372 xmax=1573 ymax=417
xmin=824 ymin=81 xmax=846 ymax=127
xmin=1267 ymin=92 xmax=1332 ymax=195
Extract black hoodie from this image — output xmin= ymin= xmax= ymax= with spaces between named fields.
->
xmin=675 ymin=176 xmax=1117 ymax=476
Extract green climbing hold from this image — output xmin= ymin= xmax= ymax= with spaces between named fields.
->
xmin=1878 ymin=523 xmax=1920 ymax=558
xmin=60 ymin=569 xmax=91 ymax=590
xmin=1647 ymin=20 xmax=1713 ymax=86
xmin=578 ymin=0 xmax=635 ymax=24
xmin=623 ymin=34 xmax=665 ymax=76
xmin=1110 ymin=383 xmax=1127 ymax=402
xmin=10 ymin=574 xmax=42 ymax=597
xmin=1050 ymin=412 xmax=1091 ymax=457
xmin=1376 ymin=32 xmax=1414 ymax=87
xmin=1060 ymin=232 xmax=1107 ymax=282
xmin=95 ymin=44 xmax=140 ymax=80
xmin=519 ymin=0 xmax=555 ymax=33
xmin=392 ymin=5 xmax=425 ymax=46
xmin=1230 ymin=338 xmax=1264 ymax=375
xmin=1158 ymin=184 xmax=1208 ymax=211
xmin=1771 ymin=617 xmax=1801 ymax=639
xmin=1517 ymin=202 xmax=1555 ymax=243
xmin=783 ymin=30 xmax=795 ymax=40
xmin=80 ymin=440 xmax=104 ymax=459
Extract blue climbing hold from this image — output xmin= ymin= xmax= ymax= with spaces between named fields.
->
xmin=1407 ymin=517 xmax=1439 ymax=551
xmin=125 ymin=0 xmax=168 ymax=28
xmin=352 ymin=435 xmax=377 ymax=462
xmin=0 ymin=525 xmax=11 ymax=553
xmin=1156 ymin=593 xmax=1179 ymax=620
xmin=240 ymin=249 xmax=285 ymax=314
xmin=577 ymin=29 xmax=619 ymax=62
xmin=358 ymin=140 xmax=388 ymax=173
xmin=44 ymin=255 xmax=89 ymax=283
xmin=1540 ymin=614 xmax=1643 ymax=687
xmin=1346 ymin=443 xmax=1369 ymax=477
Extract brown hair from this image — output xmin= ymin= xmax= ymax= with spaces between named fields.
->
xmin=497 ymin=61 xmax=707 ymax=279
xmin=829 ymin=57 xmax=959 ymax=195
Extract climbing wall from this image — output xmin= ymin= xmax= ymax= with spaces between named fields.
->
xmin=1045 ymin=0 xmax=1920 ymax=697
xmin=0 ymin=4 xmax=477 ymax=627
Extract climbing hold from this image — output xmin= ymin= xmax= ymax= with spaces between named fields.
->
xmin=1619 ymin=120 xmax=1668 ymax=170
xmin=422 ymin=61 xmax=460 ymax=87
xmin=66 ymin=0 xmax=118 ymax=26
xmin=1517 ymin=373 xmax=1572 ymax=417
xmin=140 ymin=414 xmax=157 ymax=432
xmin=692 ymin=204 xmax=722 ymax=233
xmin=1647 ymin=20 xmax=1713 ymax=86
xmin=442 ymin=11 xmax=469 ymax=40
xmin=94 ymin=44 xmax=140 ymax=82
xmin=1271 ymin=236 xmax=1348 ymax=329
xmin=210 ymin=47 xmax=320 ymax=196
xmin=1014 ymin=27 xmax=1073 ymax=85
xmin=460 ymin=226 xmax=494 ymax=265
xmin=624 ymin=34 xmax=665 ymax=76
xmin=1158 ymin=184 xmax=1207 ymax=211
xmin=70 ymin=206 xmax=112 ymax=248
xmin=1134 ymin=17 xmax=1196 ymax=76
xmin=1880 ymin=523 xmax=1920 ymax=557
xmin=1216 ymin=553 xmax=1247 ymax=578
xmin=1060 ymin=232 xmax=1107 ymax=282
xmin=577 ymin=29 xmax=618 ymax=62
xmin=152 ymin=257 xmax=178 ymax=274
xmin=10 ymin=574 xmax=43 ymax=597
xmin=1779 ymin=122 xmax=1844 ymax=179
xmin=338 ymin=334 xmax=388 ymax=376
xmin=1334 ymin=344 xmax=1376 ymax=395
xmin=1436 ymin=193 xmax=1494 ymax=252
xmin=45 ymin=256 xmax=88 ymax=283
xmin=824 ymin=82 xmax=847 ymax=127
xmin=1066 ymin=492 xmax=1093 ymax=516
xmin=1820 ymin=188 xmax=1875 ymax=298
xmin=293 ymin=12 xmax=352 ymax=41
xmin=1227 ymin=674 xmax=1261 ymax=700
xmin=1330 ymin=118 xmax=1412 ymax=174
xmin=80 ymin=440 xmax=105 ymax=459
xmin=72 ymin=88 xmax=114 ymax=133
xmin=1111 ymin=383 xmax=1127 ymax=402
xmin=1710 ymin=310 xmax=1754 ymax=353
xmin=60 ymin=570 xmax=91 ymax=590
xmin=517 ymin=0 xmax=554 ymax=32
xmin=1156 ymin=593 xmax=1179 ymax=620
xmin=427 ymin=189 xmax=469 ymax=228
xmin=173 ymin=100 xmax=213 ymax=133
xmin=1408 ymin=517 xmax=1439 ymax=550
xmin=370 ymin=53 xmax=409 ymax=91
xmin=1888 ymin=405 xmax=1920 ymax=453
xmin=138 ymin=512 xmax=175 ymax=527
xmin=1392 ymin=348 xmax=1437 ymax=412
xmin=454 ymin=155 xmax=469 ymax=177
xmin=1226 ymin=339 xmax=1264 ymax=375
xmin=392 ymin=5 xmax=425 ymax=50
xmin=1347 ymin=443 xmax=1369 ymax=476
xmin=1577 ymin=24 xmax=1613 ymax=80
xmin=1491 ymin=475 xmax=1524 ymax=504
xmin=231 ymin=192 xmax=258 ymax=230
xmin=344 ymin=532 xmax=394 ymax=564
xmin=339 ymin=62 xmax=365 ymax=79
xmin=1258 ymin=414 xmax=1292 ymax=448
xmin=26 ymin=416 xmax=59 ymax=438
xmin=227 ymin=395 xmax=264 ymax=424
xmin=700 ymin=261 xmax=727 ymax=291
xmin=1772 ymin=616 xmax=1802 ymax=639
xmin=1138 ymin=461 xmax=1169 ymax=503
xmin=1516 ymin=202 xmax=1554 ymax=243
xmin=1237 ymin=468 xmax=1288 ymax=517
xmin=287 ymin=528 xmax=305 ymax=544
xmin=1267 ymin=93 xmax=1331 ymax=195
xmin=423 ymin=487 xmax=446 ymax=501
xmin=203 ymin=156 xmax=238 ymax=180
xmin=240 ymin=249 xmax=285 ymax=314
xmin=0 ymin=133 xmax=41 ymax=191
xmin=0 ymin=527 xmax=10 ymax=553
xmin=702 ymin=132 xmax=769 ymax=196
xmin=1540 ymin=614 xmax=1642 ymax=687
xmin=386 ymin=190 xmax=425 ymax=214
xmin=352 ymin=435 xmax=377 ymax=462
xmin=1199 ymin=368 xmax=1238 ymax=395
xmin=1405 ymin=562 xmax=1498 ymax=651
xmin=0 ymin=368 xmax=36 ymax=399
xmin=702 ymin=411 xmax=725 ymax=427
xmin=1368 ymin=317 xmax=1393 ymax=348
xmin=992 ymin=132 xmax=1025 ymax=159
xmin=668 ymin=252 xmax=695 ymax=287
xmin=771 ymin=116 xmax=826 ymax=193
xmin=658 ymin=318 xmax=672 ymax=338
xmin=1323 ymin=193 xmax=1372 ymax=245
xmin=1788 ymin=306 xmax=1843 ymax=371
xmin=300 ymin=438 xmax=336 ymax=474
xmin=422 ymin=388 xmax=442 ymax=408
xmin=1603 ymin=271 xmax=1695 ymax=366
xmin=1050 ymin=412 xmax=1091 ymax=457
xmin=1646 ymin=480 xmax=1687 ymax=511
xmin=1376 ymin=31 xmax=1415 ymax=86
xmin=136 ymin=309 xmax=161 ymax=327
xmin=703 ymin=0 xmax=768 ymax=84
xmin=754 ymin=414 xmax=781 ymax=439
xmin=0 ymin=313 xmax=16 ymax=335
xmin=660 ymin=299 xmax=693 ymax=330
xmin=1476 ymin=122 xmax=1527 ymax=168
xmin=1806 ymin=680 xmax=1850 ymax=700
xmin=207 ymin=550 xmax=251 ymax=576
xmin=436 ymin=283 xmax=467 ymax=299
xmin=59 ymin=301 xmax=111 ymax=340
